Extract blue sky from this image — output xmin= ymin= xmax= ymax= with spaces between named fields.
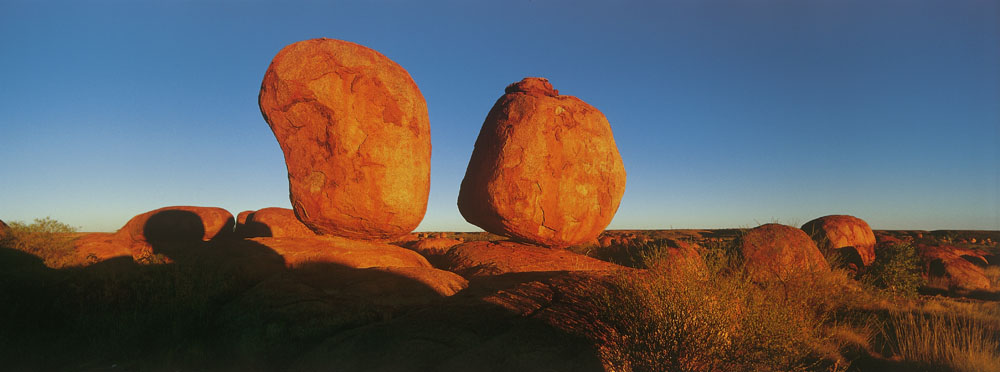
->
xmin=1 ymin=0 xmax=997 ymax=232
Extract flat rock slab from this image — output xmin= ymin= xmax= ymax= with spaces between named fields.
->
xmin=250 ymin=236 xmax=432 ymax=269
xmin=440 ymin=240 xmax=623 ymax=277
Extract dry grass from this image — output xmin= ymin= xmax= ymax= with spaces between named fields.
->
xmin=887 ymin=311 xmax=1000 ymax=372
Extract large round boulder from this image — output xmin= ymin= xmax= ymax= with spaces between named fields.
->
xmin=259 ymin=38 xmax=431 ymax=240
xmin=457 ymin=78 xmax=626 ymax=248
xmin=737 ymin=224 xmax=830 ymax=282
xmin=801 ymin=215 xmax=877 ymax=268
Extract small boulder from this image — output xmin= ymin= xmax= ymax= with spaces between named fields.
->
xmin=737 ymin=224 xmax=830 ymax=282
xmin=241 ymin=207 xmax=316 ymax=238
xmin=250 ymin=236 xmax=432 ymax=269
xmin=0 ymin=219 xmax=9 ymax=240
xmin=457 ymin=77 xmax=627 ymax=248
xmin=441 ymin=240 xmax=623 ymax=277
xmin=259 ymin=38 xmax=431 ymax=240
xmin=117 ymin=206 xmax=235 ymax=258
xmin=801 ymin=215 xmax=877 ymax=268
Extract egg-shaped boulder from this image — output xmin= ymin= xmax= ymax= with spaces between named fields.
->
xmin=259 ymin=38 xmax=431 ymax=240
xmin=457 ymin=78 xmax=626 ymax=248
xmin=801 ymin=215 xmax=876 ymax=268
xmin=737 ymin=224 xmax=830 ymax=282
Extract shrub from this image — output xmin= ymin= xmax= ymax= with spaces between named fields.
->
xmin=594 ymin=254 xmax=844 ymax=371
xmin=1 ymin=217 xmax=78 ymax=268
xmin=862 ymin=243 xmax=925 ymax=298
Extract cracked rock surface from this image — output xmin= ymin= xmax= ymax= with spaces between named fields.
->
xmin=259 ymin=38 xmax=431 ymax=240
xmin=457 ymin=78 xmax=626 ymax=248
xmin=801 ymin=215 xmax=877 ymax=267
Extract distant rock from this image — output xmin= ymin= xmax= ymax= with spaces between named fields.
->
xmin=259 ymin=38 xmax=431 ymax=240
xmin=405 ymin=237 xmax=464 ymax=256
xmin=457 ymin=77 xmax=626 ymax=248
xmin=440 ymin=240 xmax=624 ymax=278
xmin=250 ymin=236 xmax=433 ymax=269
xmin=737 ymin=224 xmax=830 ymax=282
xmin=918 ymin=243 xmax=991 ymax=291
xmin=240 ymin=207 xmax=316 ymax=238
xmin=801 ymin=215 xmax=877 ymax=269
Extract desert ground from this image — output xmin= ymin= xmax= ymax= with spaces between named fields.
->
xmin=1 ymin=215 xmax=998 ymax=372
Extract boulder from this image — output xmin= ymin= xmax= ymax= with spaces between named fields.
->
xmin=117 ymin=206 xmax=235 ymax=258
xmin=250 ymin=236 xmax=432 ymax=269
xmin=241 ymin=207 xmax=316 ymax=238
xmin=801 ymin=215 xmax=877 ymax=268
xmin=235 ymin=210 xmax=254 ymax=236
xmin=73 ymin=233 xmax=131 ymax=262
xmin=406 ymin=237 xmax=464 ymax=256
xmin=0 ymin=219 xmax=9 ymax=239
xmin=457 ymin=77 xmax=626 ymax=248
xmin=737 ymin=224 xmax=830 ymax=282
xmin=918 ymin=244 xmax=991 ymax=291
xmin=440 ymin=240 xmax=623 ymax=277
xmin=259 ymin=38 xmax=431 ymax=240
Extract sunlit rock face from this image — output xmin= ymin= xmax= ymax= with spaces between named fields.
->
xmin=801 ymin=215 xmax=877 ymax=268
xmin=259 ymin=38 xmax=431 ymax=241
xmin=737 ymin=223 xmax=830 ymax=282
xmin=238 ymin=207 xmax=316 ymax=238
xmin=457 ymin=77 xmax=626 ymax=248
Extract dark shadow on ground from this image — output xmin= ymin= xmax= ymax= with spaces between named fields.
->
xmin=0 ymin=214 xmax=607 ymax=371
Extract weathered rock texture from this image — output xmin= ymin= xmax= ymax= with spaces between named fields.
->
xmin=250 ymin=236 xmax=432 ymax=269
xmin=259 ymin=38 xmax=431 ymax=240
xmin=457 ymin=78 xmax=626 ymax=248
xmin=240 ymin=207 xmax=316 ymax=238
xmin=122 ymin=206 xmax=235 ymax=257
xmin=801 ymin=215 xmax=877 ymax=268
xmin=737 ymin=224 xmax=830 ymax=282
xmin=441 ymin=240 xmax=624 ymax=277
xmin=918 ymin=244 xmax=991 ymax=291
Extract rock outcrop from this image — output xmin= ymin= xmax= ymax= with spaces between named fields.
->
xmin=440 ymin=240 xmax=624 ymax=277
xmin=250 ymin=236 xmax=433 ymax=269
xmin=801 ymin=215 xmax=877 ymax=268
xmin=918 ymin=244 xmax=991 ymax=291
xmin=737 ymin=224 xmax=830 ymax=282
xmin=457 ymin=77 xmax=626 ymax=248
xmin=73 ymin=206 xmax=235 ymax=261
xmin=0 ymin=219 xmax=9 ymax=239
xmin=259 ymin=38 xmax=431 ymax=240
xmin=240 ymin=207 xmax=316 ymax=238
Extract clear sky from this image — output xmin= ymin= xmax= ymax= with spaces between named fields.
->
xmin=1 ymin=0 xmax=998 ymax=232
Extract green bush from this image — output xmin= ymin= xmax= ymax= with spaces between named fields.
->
xmin=862 ymin=243 xmax=925 ymax=298
xmin=1 ymin=217 xmax=78 ymax=268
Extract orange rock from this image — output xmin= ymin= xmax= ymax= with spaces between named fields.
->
xmin=73 ymin=233 xmax=131 ymax=262
xmin=259 ymin=38 xmax=431 ymax=240
xmin=235 ymin=210 xmax=254 ymax=236
xmin=117 ymin=206 xmax=235 ymax=258
xmin=405 ymin=237 xmax=463 ymax=256
xmin=0 ymin=219 xmax=9 ymax=239
xmin=737 ymin=224 xmax=830 ymax=282
xmin=457 ymin=78 xmax=626 ymax=248
xmin=441 ymin=240 xmax=624 ymax=277
xmin=250 ymin=236 xmax=432 ymax=269
xmin=598 ymin=235 xmax=614 ymax=248
xmin=918 ymin=244 xmax=990 ymax=291
xmin=801 ymin=215 xmax=877 ymax=267
xmin=241 ymin=207 xmax=316 ymax=238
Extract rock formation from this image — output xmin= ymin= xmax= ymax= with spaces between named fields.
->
xmin=918 ymin=244 xmax=991 ymax=291
xmin=250 ymin=236 xmax=433 ymax=269
xmin=259 ymin=38 xmax=431 ymax=240
xmin=0 ymin=219 xmax=9 ymax=239
xmin=404 ymin=237 xmax=463 ymax=256
xmin=240 ymin=207 xmax=316 ymax=238
xmin=801 ymin=215 xmax=877 ymax=268
xmin=737 ymin=224 xmax=830 ymax=282
xmin=75 ymin=206 xmax=234 ymax=261
xmin=441 ymin=240 xmax=623 ymax=277
xmin=457 ymin=77 xmax=626 ymax=248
